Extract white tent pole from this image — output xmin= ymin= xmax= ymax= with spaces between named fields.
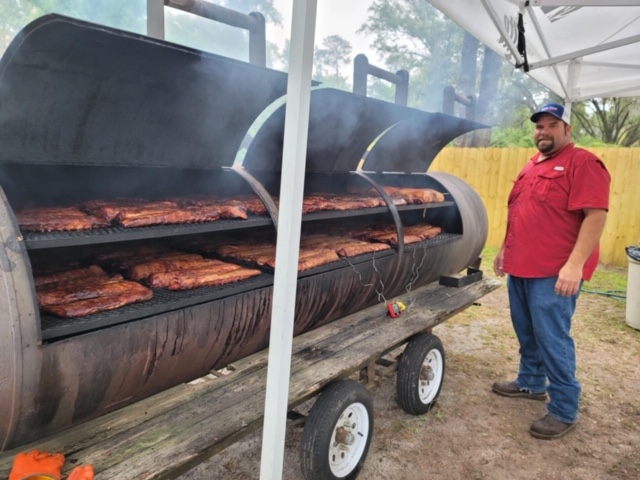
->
xmin=575 ymin=84 xmax=640 ymax=100
xmin=564 ymin=59 xmax=580 ymax=116
xmin=146 ymin=0 xmax=165 ymax=39
xmin=524 ymin=3 xmax=571 ymax=99
xmin=529 ymin=34 xmax=640 ymax=69
xmin=480 ymin=0 xmax=522 ymax=62
xmin=259 ymin=0 xmax=317 ymax=479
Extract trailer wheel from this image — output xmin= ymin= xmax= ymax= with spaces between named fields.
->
xmin=300 ymin=380 xmax=373 ymax=480
xmin=396 ymin=333 xmax=445 ymax=415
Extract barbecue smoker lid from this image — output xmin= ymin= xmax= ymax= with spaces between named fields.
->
xmin=0 ymin=14 xmax=290 ymax=170
xmin=0 ymin=14 xmax=487 ymax=173
xmin=234 ymin=87 xmax=488 ymax=173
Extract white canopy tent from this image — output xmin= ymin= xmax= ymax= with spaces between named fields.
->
xmin=427 ymin=0 xmax=640 ymax=115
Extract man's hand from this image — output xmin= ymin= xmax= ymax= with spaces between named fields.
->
xmin=555 ymin=208 xmax=607 ymax=297
xmin=493 ymin=246 xmax=506 ymax=277
xmin=555 ymin=262 xmax=582 ymax=296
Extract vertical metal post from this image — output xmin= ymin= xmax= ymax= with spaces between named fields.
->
xmin=259 ymin=0 xmax=317 ymax=478
xmin=442 ymin=86 xmax=455 ymax=115
xmin=147 ymin=0 xmax=165 ymax=39
xmin=465 ymin=94 xmax=476 ymax=121
xmin=394 ymin=70 xmax=409 ymax=106
xmin=353 ymin=54 xmax=410 ymax=106
xmin=248 ymin=12 xmax=266 ymax=67
xmin=353 ymin=54 xmax=369 ymax=96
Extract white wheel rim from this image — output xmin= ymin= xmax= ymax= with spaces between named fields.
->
xmin=418 ymin=348 xmax=444 ymax=404
xmin=328 ymin=402 xmax=370 ymax=478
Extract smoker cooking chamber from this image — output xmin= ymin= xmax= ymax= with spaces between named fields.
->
xmin=0 ymin=14 xmax=488 ymax=451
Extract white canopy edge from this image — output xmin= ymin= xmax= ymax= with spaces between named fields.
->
xmin=428 ymin=0 xmax=640 ymax=102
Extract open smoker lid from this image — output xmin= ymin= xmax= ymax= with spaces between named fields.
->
xmin=0 ymin=14 xmax=487 ymax=173
xmin=235 ymin=87 xmax=488 ymax=173
xmin=0 ymin=14 xmax=291 ymax=170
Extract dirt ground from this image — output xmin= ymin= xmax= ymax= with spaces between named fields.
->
xmin=179 ymin=263 xmax=640 ymax=480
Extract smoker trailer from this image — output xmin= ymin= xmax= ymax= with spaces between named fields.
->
xmin=0 ymin=13 xmax=496 ymax=478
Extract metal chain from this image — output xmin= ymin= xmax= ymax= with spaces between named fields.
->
xmin=402 ymin=241 xmax=430 ymax=309
xmin=347 ymin=236 xmax=432 ymax=310
xmin=346 ymin=253 xmax=387 ymax=304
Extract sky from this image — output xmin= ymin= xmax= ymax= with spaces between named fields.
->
xmin=269 ymin=0 xmax=384 ymax=68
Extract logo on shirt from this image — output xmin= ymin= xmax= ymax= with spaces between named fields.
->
xmin=554 ymin=166 xmax=565 ymax=171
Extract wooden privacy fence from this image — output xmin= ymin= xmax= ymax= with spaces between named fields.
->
xmin=430 ymin=147 xmax=640 ymax=269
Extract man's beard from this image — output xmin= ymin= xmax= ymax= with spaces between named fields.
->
xmin=536 ymin=138 xmax=555 ymax=153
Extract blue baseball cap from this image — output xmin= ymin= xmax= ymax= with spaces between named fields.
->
xmin=530 ymin=103 xmax=571 ymax=124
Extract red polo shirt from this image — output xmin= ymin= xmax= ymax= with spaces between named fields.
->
xmin=503 ymin=143 xmax=610 ymax=281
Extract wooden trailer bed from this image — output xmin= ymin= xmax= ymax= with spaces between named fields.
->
xmin=0 ymin=276 xmax=500 ymax=479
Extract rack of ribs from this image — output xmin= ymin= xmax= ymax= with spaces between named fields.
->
xmin=146 ymin=262 xmax=262 ymax=290
xmin=35 ymin=265 xmax=153 ymax=318
xmin=15 ymin=206 xmax=110 ymax=232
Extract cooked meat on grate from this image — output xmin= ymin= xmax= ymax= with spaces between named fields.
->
xmin=147 ymin=263 xmax=262 ymax=290
xmin=96 ymin=250 xmax=202 ymax=272
xmin=336 ymin=242 xmax=391 ymax=257
xmin=173 ymin=197 xmax=248 ymax=220
xmin=301 ymin=193 xmax=387 ymax=214
xmin=33 ymin=265 xmax=109 ymax=287
xmin=300 ymin=233 xmax=391 ymax=257
xmin=116 ymin=205 xmax=221 ymax=228
xmin=350 ymin=223 xmax=442 ymax=246
xmin=82 ymin=199 xmax=178 ymax=222
xmin=216 ymin=243 xmax=276 ymax=260
xmin=234 ymin=195 xmax=270 ymax=216
xmin=38 ymin=275 xmax=132 ymax=307
xmin=40 ymin=283 xmax=153 ymax=318
xmin=263 ymin=248 xmax=340 ymax=271
xmin=16 ymin=207 xmax=110 ymax=232
xmin=130 ymin=257 xmax=234 ymax=281
xmin=290 ymin=251 xmax=340 ymax=271
xmin=216 ymin=240 xmax=341 ymax=272
xmin=404 ymin=225 xmax=443 ymax=240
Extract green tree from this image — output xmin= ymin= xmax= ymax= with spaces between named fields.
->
xmin=572 ymin=98 xmax=640 ymax=147
xmin=313 ymin=35 xmax=352 ymax=90
xmin=358 ymin=0 xmax=464 ymax=112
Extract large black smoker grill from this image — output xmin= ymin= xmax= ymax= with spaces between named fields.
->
xmin=0 ymin=14 xmax=488 ymax=453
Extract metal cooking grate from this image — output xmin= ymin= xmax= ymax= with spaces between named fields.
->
xmin=40 ymin=273 xmax=275 ymax=341
xmin=39 ymin=233 xmax=463 ymax=341
xmin=24 ymin=215 xmax=274 ymax=249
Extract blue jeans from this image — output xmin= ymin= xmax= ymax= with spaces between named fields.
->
xmin=507 ymin=275 xmax=582 ymax=423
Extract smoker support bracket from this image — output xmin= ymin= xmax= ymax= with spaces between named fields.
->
xmin=225 ymin=165 xmax=279 ymax=229
xmin=439 ymin=267 xmax=483 ymax=288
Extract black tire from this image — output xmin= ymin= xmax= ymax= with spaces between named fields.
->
xmin=300 ymin=380 xmax=374 ymax=480
xmin=396 ymin=333 xmax=445 ymax=415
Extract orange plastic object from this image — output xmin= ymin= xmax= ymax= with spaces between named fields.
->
xmin=67 ymin=465 xmax=95 ymax=480
xmin=9 ymin=450 xmax=65 ymax=480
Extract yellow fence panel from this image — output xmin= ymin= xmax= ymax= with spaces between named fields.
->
xmin=430 ymin=147 xmax=640 ymax=269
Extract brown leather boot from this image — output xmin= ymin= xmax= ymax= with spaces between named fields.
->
xmin=529 ymin=414 xmax=577 ymax=439
xmin=492 ymin=380 xmax=547 ymax=400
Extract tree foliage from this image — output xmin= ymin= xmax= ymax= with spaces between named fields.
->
xmin=572 ymin=98 xmax=640 ymax=147
xmin=314 ymin=35 xmax=352 ymax=79
xmin=358 ymin=0 xmax=464 ymax=112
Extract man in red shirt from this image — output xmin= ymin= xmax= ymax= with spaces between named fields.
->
xmin=492 ymin=103 xmax=610 ymax=439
